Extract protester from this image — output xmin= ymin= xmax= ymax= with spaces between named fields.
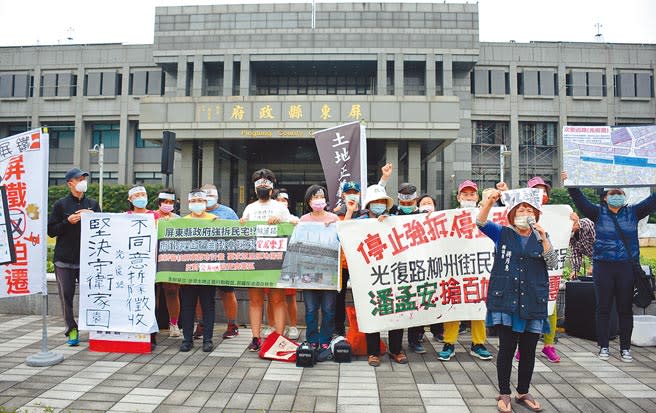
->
xmin=201 ymin=184 xmax=240 ymax=340
xmin=47 ymin=168 xmax=100 ymax=346
xmin=391 ymin=183 xmax=427 ymax=354
xmin=563 ymin=171 xmax=656 ymax=362
xmin=156 ymin=189 xmax=182 ymax=338
xmin=299 ymin=185 xmax=339 ymax=350
xmin=477 ymin=188 xmax=557 ymax=413
xmin=568 ymin=216 xmax=596 ymax=279
xmin=345 ymin=184 xmax=407 ymax=367
xmin=179 ymin=190 xmax=217 ymax=352
xmin=438 ymin=180 xmax=493 ymax=361
xmin=240 ymin=169 xmax=294 ymax=351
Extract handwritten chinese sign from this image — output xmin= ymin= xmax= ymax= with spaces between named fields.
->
xmin=0 ymin=129 xmax=48 ymax=297
xmin=313 ymin=121 xmax=367 ymax=209
xmin=156 ymin=220 xmax=339 ymax=290
xmin=79 ymin=213 xmax=157 ymax=333
xmin=336 ymin=205 xmax=573 ymax=333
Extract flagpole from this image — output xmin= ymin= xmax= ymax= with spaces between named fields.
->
xmin=26 ymin=128 xmax=63 ymax=367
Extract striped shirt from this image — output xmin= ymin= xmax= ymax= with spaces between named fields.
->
xmin=569 ymin=218 xmax=595 ymax=274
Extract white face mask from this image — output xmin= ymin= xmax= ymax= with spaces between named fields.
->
xmin=74 ymin=180 xmax=88 ymax=193
xmin=514 ymin=215 xmax=530 ymax=229
xmin=460 ymin=200 xmax=477 ymax=209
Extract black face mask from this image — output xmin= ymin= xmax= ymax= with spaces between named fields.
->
xmin=256 ymin=187 xmax=270 ymax=200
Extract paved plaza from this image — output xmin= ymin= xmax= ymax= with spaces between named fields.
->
xmin=0 ymin=314 xmax=655 ymax=412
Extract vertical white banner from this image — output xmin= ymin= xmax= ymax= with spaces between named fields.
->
xmin=0 ymin=129 xmax=48 ymax=298
xmin=79 ymin=213 xmax=157 ymax=333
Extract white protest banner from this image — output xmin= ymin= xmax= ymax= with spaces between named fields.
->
xmin=337 ymin=205 xmax=573 ymax=334
xmin=79 ymin=213 xmax=157 ymax=333
xmin=563 ymin=124 xmax=656 ymax=187
xmin=0 ymin=129 xmax=48 ymax=297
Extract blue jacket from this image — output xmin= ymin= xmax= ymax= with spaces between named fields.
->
xmin=568 ymin=188 xmax=656 ymax=262
xmin=485 ymin=226 xmax=549 ymax=320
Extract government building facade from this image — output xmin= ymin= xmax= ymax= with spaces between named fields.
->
xmin=1 ymin=2 xmax=654 ymax=213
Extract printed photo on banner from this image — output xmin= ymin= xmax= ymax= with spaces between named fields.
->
xmin=336 ymin=205 xmax=573 ymax=334
xmin=157 ymin=218 xmax=339 ymax=290
xmin=279 ymin=222 xmax=340 ymax=290
xmin=78 ymin=213 xmax=158 ymax=334
xmin=0 ymin=128 xmax=48 ymax=297
xmin=563 ymin=124 xmax=656 ymax=187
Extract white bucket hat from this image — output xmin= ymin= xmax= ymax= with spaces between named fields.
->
xmin=363 ymin=184 xmax=394 ymax=210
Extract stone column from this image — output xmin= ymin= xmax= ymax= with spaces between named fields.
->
xmin=385 ymin=142 xmax=399 ymax=195
xmin=377 ymin=53 xmax=386 ymax=96
xmin=394 ymin=54 xmax=404 ymax=96
xmin=425 ymin=53 xmax=436 ymax=96
xmin=176 ymin=55 xmax=187 ymax=97
xmin=408 ymin=142 xmax=422 ymax=191
xmin=443 ymin=54 xmax=453 ymax=96
xmin=201 ymin=141 xmax=216 ymax=186
xmin=223 ymin=55 xmax=233 ymax=97
xmin=192 ymin=55 xmax=203 ymax=97
xmin=239 ymin=54 xmax=250 ymax=96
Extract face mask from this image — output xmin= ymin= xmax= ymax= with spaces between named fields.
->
xmin=607 ymin=194 xmax=625 ymax=208
xmin=514 ymin=215 xmax=530 ymax=229
xmin=542 ymin=194 xmax=549 ymax=205
xmin=419 ymin=205 xmax=435 ymax=213
xmin=206 ymin=198 xmax=217 ymax=208
xmin=345 ymin=194 xmax=360 ymax=204
xmin=189 ymin=202 xmax=205 ymax=214
xmin=460 ymin=200 xmax=477 ymax=208
xmin=74 ymin=180 xmax=88 ymax=193
xmin=399 ymin=205 xmax=416 ymax=214
xmin=132 ymin=197 xmax=148 ymax=209
xmin=369 ymin=203 xmax=387 ymax=216
xmin=310 ymin=199 xmax=327 ymax=212
xmin=159 ymin=204 xmax=174 ymax=214
xmin=256 ymin=187 xmax=270 ymax=200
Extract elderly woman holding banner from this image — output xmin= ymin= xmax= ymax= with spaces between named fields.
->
xmin=476 ymin=188 xmax=558 ymax=413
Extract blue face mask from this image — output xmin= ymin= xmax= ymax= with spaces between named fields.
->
xmin=206 ymin=198 xmax=217 ymax=208
xmin=369 ymin=203 xmax=387 ymax=216
xmin=189 ymin=202 xmax=206 ymax=214
xmin=344 ymin=194 xmax=360 ymax=204
xmin=132 ymin=197 xmax=148 ymax=209
xmin=399 ymin=205 xmax=416 ymax=214
xmin=607 ymin=194 xmax=626 ymax=208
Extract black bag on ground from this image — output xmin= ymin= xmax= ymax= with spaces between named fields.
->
xmin=633 ymin=263 xmax=655 ymax=309
xmin=330 ymin=336 xmax=352 ymax=363
xmin=295 ymin=342 xmax=316 ymax=367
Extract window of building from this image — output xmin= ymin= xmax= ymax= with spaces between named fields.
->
xmin=135 ymin=129 xmax=160 ymax=148
xmin=7 ymin=124 xmax=32 ymax=136
xmin=91 ymin=123 xmax=120 ymax=148
xmin=614 ymin=72 xmax=654 ymax=98
xmin=566 ymin=70 xmax=606 ymax=97
xmin=404 ymin=61 xmax=426 ymax=96
xmin=134 ymin=171 xmax=162 ymax=184
xmin=129 ymin=70 xmax=164 ymax=96
xmin=471 ymin=69 xmax=509 ymax=95
xmin=85 ymin=71 xmax=122 ymax=96
xmin=0 ymin=73 xmax=32 ymax=98
xmin=435 ymin=61 xmax=444 ymax=96
xmin=519 ymin=122 xmax=557 ymax=146
xmin=517 ymin=70 xmax=557 ymax=96
xmin=40 ymin=73 xmax=77 ymax=97
xmin=88 ymin=171 xmax=119 ymax=184
xmin=472 ymin=120 xmax=509 ymax=144
xmin=44 ymin=124 xmax=75 ymax=149
xmin=386 ymin=60 xmax=395 ymax=95
xmin=203 ymin=62 xmax=223 ymax=96
xmin=232 ymin=61 xmax=240 ymax=96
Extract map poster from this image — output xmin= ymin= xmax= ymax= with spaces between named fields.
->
xmin=563 ymin=125 xmax=656 ymax=187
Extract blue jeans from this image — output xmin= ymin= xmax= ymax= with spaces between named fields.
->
xmin=303 ymin=290 xmax=336 ymax=345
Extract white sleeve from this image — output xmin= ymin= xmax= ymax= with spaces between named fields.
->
xmin=241 ymin=204 xmax=251 ymax=220
xmin=277 ymin=203 xmax=293 ymax=222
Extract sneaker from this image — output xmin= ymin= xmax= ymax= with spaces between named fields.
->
xmin=222 ymin=323 xmax=239 ymax=339
xmin=261 ymin=326 xmax=274 ymax=339
xmin=247 ymin=337 xmax=261 ymax=352
xmin=620 ymin=349 xmax=633 ymax=363
xmin=438 ymin=343 xmax=455 ymax=361
xmin=202 ymin=341 xmax=214 ymax=352
xmin=433 ymin=333 xmax=444 ymax=343
xmin=541 ymin=345 xmax=561 ymax=363
xmin=599 ymin=347 xmax=610 ymax=360
xmin=193 ymin=323 xmax=204 ymax=340
xmin=470 ymin=344 xmax=493 ymax=360
xmin=286 ymin=326 xmax=300 ymax=340
xmin=515 ymin=350 xmax=520 ymax=361
xmin=417 ymin=333 xmax=426 ymax=343
xmin=180 ymin=341 xmax=193 ymax=352
xmin=408 ymin=342 xmax=427 ymax=354
xmin=67 ymin=328 xmax=79 ymax=346
xmin=169 ymin=323 xmax=181 ymax=338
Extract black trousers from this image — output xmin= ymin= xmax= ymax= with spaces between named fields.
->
xmin=335 ymin=268 xmax=351 ymax=335
xmin=366 ymin=329 xmax=403 ymax=356
xmin=496 ymin=325 xmax=540 ymax=395
xmin=180 ymin=285 xmax=216 ymax=343
xmin=593 ymin=260 xmax=634 ymax=350
xmin=54 ymin=265 xmax=79 ymax=336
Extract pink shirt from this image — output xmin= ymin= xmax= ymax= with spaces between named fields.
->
xmin=299 ymin=211 xmax=339 ymax=223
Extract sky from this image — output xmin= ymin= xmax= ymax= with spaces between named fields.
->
xmin=0 ymin=0 xmax=654 ymax=47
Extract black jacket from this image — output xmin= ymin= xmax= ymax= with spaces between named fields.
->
xmin=47 ymin=193 xmax=100 ymax=264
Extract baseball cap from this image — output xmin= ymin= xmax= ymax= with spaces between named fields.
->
xmin=458 ymin=180 xmax=478 ymax=194
xmin=341 ymin=181 xmax=361 ymax=193
xmin=64 ymin=168 xmax=89 ymax=181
